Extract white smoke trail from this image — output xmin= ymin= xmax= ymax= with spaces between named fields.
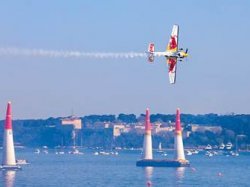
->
xmin=0 ymin=47 xmax=146 ymax=59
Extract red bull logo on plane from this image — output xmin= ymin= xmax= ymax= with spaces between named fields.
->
xmin=167 ymin=36 xmax=177 ymax=51
xmin=168 ymin=58 xmax=177 ymax=72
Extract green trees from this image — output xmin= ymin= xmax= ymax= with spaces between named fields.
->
xmin=0 ymin=113 xmax=249 ymax=148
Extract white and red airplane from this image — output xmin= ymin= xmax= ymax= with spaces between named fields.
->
xmin=146 ymin=25 xmax=188 ymax=84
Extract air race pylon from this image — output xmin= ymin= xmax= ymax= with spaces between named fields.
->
xmin=174 ymin=108 xmax=186 ymax=161
xmin=1 ymin=102 xmax=21 ymax=170
xmin=136 ymin=108 xmax=190 ymax=167
xmin=142 ymin=108 xmax=153 ymax=159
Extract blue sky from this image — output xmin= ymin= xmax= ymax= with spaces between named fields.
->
xmin=0 ymin=0 xmax=250 ymax=119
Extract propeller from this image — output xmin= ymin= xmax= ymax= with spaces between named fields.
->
xmin=185 ymin=48 xmax=189 ymax=63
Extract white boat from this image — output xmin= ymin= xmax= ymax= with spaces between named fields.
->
xmin=162 ymin=153 xmax=168 ymax=157
xmin=110 ymin=151 xmax=119 ymax=155
xmin=192 ymin=149 xmax=199 ymax=154
xmin=230 ymin=151 xmax=239 ymax=156
xmin=55 ymin=151 xmax=65 ymax=155
xmin=69 ymin=149 xmax=83 ymax=155
xmin=16 ymin=159 xmax=29 ymax=165
xmin=205 ymin=151 xmax=213 ymax=157
xmin=205 ymin=144 xmax=212 ymax=150
xmin=93 ymin=152 xmax=99 ymax=156
xmin=219 ymin=143 xmax=225 ymax=150
xmin=157 ymin=142 xmax=164 ymax=153
xmin=212 ymin=151 xmax=218 ymax=155
xmin=186 ymin=150 xmax=193 ymax=156
xmin=34 ymin=149 xmax=40 ymax=154
xmin=99 ymin=151 xmax=110 ymax=155
xmin=226 ymin=142 xmax=233 ymax=150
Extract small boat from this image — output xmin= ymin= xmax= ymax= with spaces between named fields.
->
xmin=110 ymin=151 xmax=119 ymax=155
xmin=93 ymin=152 xmax=99 ymax=155
xmin=205 ymin=144 xmax=212 ymax=150
xmin=219 ymin=143 xmax=225 ymax=150
xmin=16 ymin=159 xmax=29 ymax=165
xmin=34 ymin=149 xmax=40 ymax=154
xmin=191 ymin=149 xmax=199 ymax=154
xmin=229 ymin=151 xmax=239 ymax=156
xmin=162 ymin=153 xmax=168 ymax=157
xmin=0 ymin=165 xmax=22 ymax=170
xmin=157 ymin=142 xmax=164 ymax=153
xmin=99 ymin=151 xmax=110 ymax=155
xmin=55 ymin=151 xmax=65 ymax=155
xmin=226 ymin=142 xmax=233 ymax=150
xmin=186 ymin=150 xmax=193 ymax=156
xmin=69 ymin=149 xmax=83 ymax=155
xmin=212 ymin=151 xmax=218 ymax=155
xmin=205 ymin=151 xmax=213 ymax=157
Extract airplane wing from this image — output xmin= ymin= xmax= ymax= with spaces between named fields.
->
xmin=166 ymin=25 xmax=179 ymax=52
xmin=167 ymin=57 xmax=177 ymax=84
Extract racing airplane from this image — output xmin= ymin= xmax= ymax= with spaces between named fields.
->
xmin=146 ymin=25 xmax=188 ymax=84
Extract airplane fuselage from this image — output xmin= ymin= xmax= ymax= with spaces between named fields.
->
xmin=153 ymin=50 xmax=188 ymax=59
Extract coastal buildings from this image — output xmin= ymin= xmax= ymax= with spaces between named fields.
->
xmin=61 ymin=115 xmax=82 ymax=147
xmin=61 ymin=116 xmax=82 ymax=129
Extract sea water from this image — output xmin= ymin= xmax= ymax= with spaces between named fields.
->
xmin=1 ymin=149 xmax=250 ymax=187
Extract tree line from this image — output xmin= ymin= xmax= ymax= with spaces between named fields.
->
xmin=0 ymin=113 xmax=249 ymax=148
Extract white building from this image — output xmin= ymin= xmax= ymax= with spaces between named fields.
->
xmin=61 ymin=116 xmax=82 ymax=129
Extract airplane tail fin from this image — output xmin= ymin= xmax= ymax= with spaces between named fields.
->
xmin=147 ymin=43 xmax=155 ymax=63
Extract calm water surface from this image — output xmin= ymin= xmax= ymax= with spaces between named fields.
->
xmin=1 ymin=149 xmax=250 ymax=187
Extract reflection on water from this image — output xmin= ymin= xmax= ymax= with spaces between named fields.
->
xmin=2 ymin=170 xmax=16 ymax=187
xmin=144 ymin=167 xmax=153 ymax=187
xmin=175 ymin=167 xmax=186 ymax=186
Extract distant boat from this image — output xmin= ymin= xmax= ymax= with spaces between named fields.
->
xmin=55 ymin=151 xmax=65 ymax=155
xmin=205 ymin=144 xmax=212 ymax=150
xmin=157 ymin=142 xmax=164 ymax=153
xmin=186 ymin=150 xmax=193 ymax=156
xmin=99 ymin=151 xmax=110 ymax=155
xmin=233 ymin=152 xmax=239 ymax=157
xmin=16 ymin=159 xmax=29 ymax=165
xmin=229 ymin=151 xmax=239 ymax=157
xmin=205 ymin=151 xmax=213 ymax=157
xmin=162 ymin=153 xmax=168 ymax=157
xmin=159 ymin=142 xmax=162 ymax=150
xmin=34 ymin=149 xmax=40 ymax=154
xmin=93 ymin=152 xmax=99 ymax=156
xmin=226 ymin=142 xmax=233 ymax=150
xmin=69 ymin=148 xmax=83 ymax=155
xmin=111 ymin=151 xmax=119 ymax=156
xmin=219 ymin=143 xmax=225 ymax=150
xmin=191 ymin=149 xmax=199 ymax=154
